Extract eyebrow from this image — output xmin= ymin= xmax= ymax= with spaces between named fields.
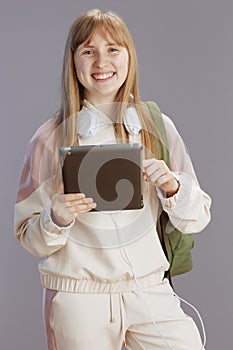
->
xmin=78 ymin=41 xmax=118 ymax=51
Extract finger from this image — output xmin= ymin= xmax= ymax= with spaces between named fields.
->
xmin=66 ymin=197 xmax=95 ymax=208
xmin=64 ymin=193 xmax=86 ymax=201
xmin=143 ymin=171 xmax=149 ymax=182
xmin=149 ymin=169 xmax=164 ymax=184
xmin=143 ymin=158 xmax=157 ymax=168
xmin=53 ymin=193 xmax=86 ymax=205
xmin=71 ymin=202 xmax=97 ymax=215
xmin=145 ymin=163 xmax=161 ymax=177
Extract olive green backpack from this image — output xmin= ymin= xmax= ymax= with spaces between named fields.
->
xmin=144 ymin=101 xmax=194 ymax=281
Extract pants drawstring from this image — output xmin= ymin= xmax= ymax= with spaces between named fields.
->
xmin=119 ymin=293 xmax=127 ymax=348
xmin=110 ymin=293 xmax=127 ymax=347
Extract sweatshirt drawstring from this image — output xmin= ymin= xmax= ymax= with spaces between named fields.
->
xmin=109 ymin=293 xmax=116 ymax=323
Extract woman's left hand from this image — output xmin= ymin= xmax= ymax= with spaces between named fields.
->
xmin=143 ymin=158 xmax=180 ymax=198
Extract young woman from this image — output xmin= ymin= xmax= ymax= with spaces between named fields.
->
xmin=14 ymin=9 xmax=211 ymax=350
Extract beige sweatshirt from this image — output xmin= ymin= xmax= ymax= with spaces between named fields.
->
xmin=14 ymin=103 xmax=211 ymax=293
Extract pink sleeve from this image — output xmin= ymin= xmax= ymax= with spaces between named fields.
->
xmin=162 ymin=113 xmax=199 ymax=184
xmin=156 ymin=113 xmax=212 ymax=233
xmin=16 ymin=116 xmax=59 ymax=203
xmin=14 ymin=116 xmax=71 ymax=257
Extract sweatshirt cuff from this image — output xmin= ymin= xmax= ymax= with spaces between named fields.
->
xmin=156 ymin=172 xmax=193 ymax=209
xmin=40 ymin=207 xmax=75 ymax=244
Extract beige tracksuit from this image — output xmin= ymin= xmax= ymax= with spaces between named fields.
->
xmin=14 ymin=101 xmax=211 ymax=349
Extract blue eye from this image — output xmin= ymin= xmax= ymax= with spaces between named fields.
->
xmin=83 ymin=50 xmax=94 ymax=55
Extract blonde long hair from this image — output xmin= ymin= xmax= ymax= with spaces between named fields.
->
xmin=52 ymin=9 xmax=165 ymax=188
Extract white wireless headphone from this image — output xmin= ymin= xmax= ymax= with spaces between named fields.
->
xmin=77 ymin=105 xmax=142 ymax=138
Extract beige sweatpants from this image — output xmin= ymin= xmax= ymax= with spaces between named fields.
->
xmin=44 ymin=278 xmax=204 ymax=350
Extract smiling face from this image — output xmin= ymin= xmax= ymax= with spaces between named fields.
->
xmin=74 ymin=29 xmax=129 ymax=105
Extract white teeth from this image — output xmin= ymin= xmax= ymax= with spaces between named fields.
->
xmin=92 ymin=72 xmax=114 ymax=80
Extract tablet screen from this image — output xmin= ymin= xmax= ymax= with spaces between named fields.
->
xmin=59 ymin=144 xmax=144 ymax=211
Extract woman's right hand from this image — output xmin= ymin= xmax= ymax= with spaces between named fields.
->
xmin=50 ymin=193 xmax=97 ymax=227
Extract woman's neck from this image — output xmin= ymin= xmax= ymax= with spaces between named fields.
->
xmin=84 ymin=98 xmax=119 ymax=121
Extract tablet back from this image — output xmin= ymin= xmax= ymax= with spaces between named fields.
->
xmin=59 ymin=144 xmax=143 ymax=211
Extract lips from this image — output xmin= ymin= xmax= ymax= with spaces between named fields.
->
xmin=91 ymin=72 xmax=115 ymax=81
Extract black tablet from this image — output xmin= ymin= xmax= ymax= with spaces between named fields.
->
xmin=59 ymin=143 xmax=144 ymax=211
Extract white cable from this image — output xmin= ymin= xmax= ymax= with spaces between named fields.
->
xmin=111 ymin=212 xmax=206 ymax=350
xmin=110 ymin=213 xmax=177 ymax=350
xmin=173 ymin=292 xmax=206 ymax=349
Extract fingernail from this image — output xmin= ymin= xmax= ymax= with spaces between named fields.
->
xmin=85 ymin=198 xmax=94 ymax=203
xmin=89 ymin=203 xmax=97 ymax=208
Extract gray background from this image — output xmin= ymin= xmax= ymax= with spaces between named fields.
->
xmin=1 ymin=0 xmax=232 ymax=349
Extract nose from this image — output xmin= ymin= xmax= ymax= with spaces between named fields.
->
xmin=95 ymin=52 xmax=108 ymax=68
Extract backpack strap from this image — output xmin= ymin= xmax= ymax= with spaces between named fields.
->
xmin=143 ymin=101 xmax=173 ymax=282
xmin=143 ymin=101 xmax=194 ymax=284
xmin=143 ymin=101 xmax=170 ymax=167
